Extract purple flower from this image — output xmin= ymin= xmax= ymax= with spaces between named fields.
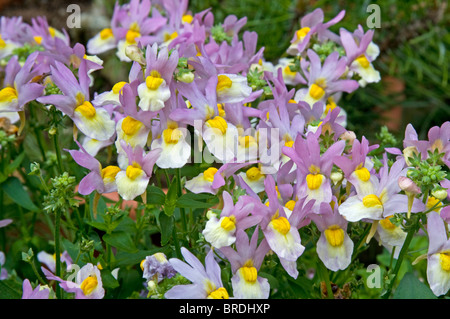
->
xmin=37 ymin=60 xmax=115 ymax=141
xmin=165 ymin=247 xmax=230 ymax=299
xmin=21 ymin=279 xmax=50 ymax=299
xmin=295 ymin=49 xmax=359 ymax=110
xmin=141 ymin=252 xmax=177 ymax=282
xmin=338 ymin=156 xmax=425 ymax=223
xmin=202 ymin=191 xmax=261 ymax=249
xmin=426 ymin=211 xmax=450 ymax=296
xmin=310 ymin=201 xmax=353 ymax=271
xmin=0 ymin=52 xmax=45 ymax=113
xmin=220 ymin=228 xmax=271 ymax=299
xmin=283 ymin=132 xmax=346 ymax=212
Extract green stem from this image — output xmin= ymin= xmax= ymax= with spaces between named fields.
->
xmin=54 ymin=209 xmax=62 ymax=299
xmin=30 ymin=259 xmax=46 ymax=285
xmin=172 ymin=223 xmax=182 ymax=259
xmin=53 ymin=132 xmax=64 ymax=174
xmin=382 ymin=220 xmax=418 ymax=299
xmin=318 ymin=260 xmax=334 ymax=299
xmin=177 ymin=168 xmax=187 ymax=233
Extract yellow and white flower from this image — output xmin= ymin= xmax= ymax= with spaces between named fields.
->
xmin=203 ymin=213 xmax=237 ymax=249
xmin=137 ymin=70 xmax=171 ymax=111
xmin=238 ymin=166 xmax=265 ymax=194
xmin=215 ymin=74 xmax=252 ymax=104
xmin=151 ymin=122 xmax=191 ymax=169
xmin=185 ymin=167 xmax=219 ymax=194
xmin=87 ymin=28 xmax=116 ymax=55
xmin=93 ymin=81 xmax=127 ymax=106
xmin=203 ymin=116 xmax=239 ymax=162
xmin=115 ymin=161 xmax=149 ymax=201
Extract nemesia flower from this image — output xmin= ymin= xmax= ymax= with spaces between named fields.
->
xmin=141 ymin=252 xmax=177 ymax=282
xmin=0 ymin=52 xmax=45 ymax=114
xmin=310 ymin=201 xmax=353 ymax=271
xmin=115 ymin=141 xmax=161 ymax=200
xmin=42 ymin=263 xmax=105 ymax=299
xmin=374 ymin=215 xmax=406 ymax=259
xmin=287 ymin=8 xmax=345 ymax=56
xmin=426 ymin=211 xmax=450 ymax=296
xmin=137 ymin=43 xmax=178 ymax=112
xmin=202 ymin=191 xmax=260 ymax=249
xmin=21 ymin=279 xmax=51 ymax=299
xmin=165 ymin=247 xmax=231 ymax=299
xmin=338 ymin=156 xmax=425 ymax=223
xmin=283 ymin=132 xmax=346 ymax=212
xmin=251 ymin=175 xmax=306 ymax=278
xmin=294 ymin=50 xmax=358 ymax=110
xmin=220 ymin=228 xmax=271 ymax=299
xmin=66 ymin=141 xmax=121 ymax=195
xmin=37 ymin=250 xmax=73 ymax=274
xmin=37 ymin=60 xmax=115 ymax=141
xmin=340 ymin=26 xmax=380 ymax=87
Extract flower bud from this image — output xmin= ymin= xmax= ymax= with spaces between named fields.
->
xmin=398 ymin=176 xmax=421 ymax=195
xmin=177 ymin=71 xmax=194 ymax=83
xmin=125 ymin=45 xmax=146 ymax=66
xmin=431 ymin=188 xmax=448 ymax=201
xmin=330 ymin=171 xmax=344 ymax=185
xmin=340 ymin=130 xmax=356 ymax=146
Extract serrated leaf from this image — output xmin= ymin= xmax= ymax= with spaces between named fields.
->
xmin=1 ymin=177 xmax=39 ymax=212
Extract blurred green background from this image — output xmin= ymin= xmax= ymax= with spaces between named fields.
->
xmin=2 ymin=0 xmax=449 ymax=143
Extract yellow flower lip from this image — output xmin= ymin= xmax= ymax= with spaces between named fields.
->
xmin=182 ymin=14 xmax=193 ymax=24
xmin=0 ymin=87 xmax=18 ymax=103
xmin=145 ymin=74 xmax=164 ymax=90
xmin=324 ymin=225 xmax=345 ymax=247
xmin=440 ymin=253 xmax=450 ymax=272
xmin=306 ymin=173 xmax=324 ymax=190
xmin=100 ymin=28 xmax=114 ymax=40
xmin=246 ymin=167 xmax=263 ymax=181
xmin=207 ymin=287 xmax=229 ymax=299
xmin=355 ymin=166 xmax=371 ymax=182
xmin=126 ymin=162 xmax=143 ymax=180
xmin=362 ymin=194 xmax=383 ymax=208
xmin=203 ymin=167 xmax=218 ymax=182
xmin=125 ymin=29 xmax=141 ymax=44
xmin=220 ymin=215 xmax=236 ymax=231
xmin=296 ymin=27 xmax=310 ymax=40
xmin=285 ymin=200 xmax=296 ymax=211
xmin=271 ymin=214 xmax=291 ymax=236
xmin=309 ymin=83 xmax=326 ymax=100
xmin=240 ymin=266 xmax=258 ymax=283
xmin=355 ymin=54 xmax=370 ymax=68
xmin=163 ymin=127 xmax=183 ymax=144
xmin=206 ymin=116 xmax=228 ymax=135
xmin=239 ymin=135 xmax=257 ymax=148
xmin=216 ymin=75 xmax=232 ymax=92
xmin=80 ymin=275 xmax=98 ymax=296
xmin=0 ymin=35 xmax=6 ymax=48
xmin=163 ymin=31 xmax=178 ymax=42
xmin=122 ymin=116 xmax=143 ymax=136
xmin=112 ymin=81 xmax=127 ymax=95
xmin=101 ymin=165 xmax=121 ymax=181
xmin=75 ymin=101 xmax=96 ymax=118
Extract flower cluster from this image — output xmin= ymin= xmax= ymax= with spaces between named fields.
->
xmin=0 ymin=0 xmax=449 ymax=300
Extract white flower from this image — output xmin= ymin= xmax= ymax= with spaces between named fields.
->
xmin=216 ymin=74 xmax=252 ymax=104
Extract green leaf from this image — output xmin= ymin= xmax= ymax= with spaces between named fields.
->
xmin=101 ymin=269 xmax=120 ymax=289
xmin=163 ymin=176 xmax=178 ymax=217
xmin=176 ymin=193 xmax=219 ymax=209
xmin=103 ymin=231 xmax=138 ymax=253
xmin=1 ymin=177 xmax=39 ymax=211
xmin=0 ymin=278 xmax=23 ymax=299
xmin=158 ymin=212 xmax=174 ymax=246
xmin=393 ymin=272 xmax=437 ymax=299
xmin=147 ymin=186 xmax=166 ymax=205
